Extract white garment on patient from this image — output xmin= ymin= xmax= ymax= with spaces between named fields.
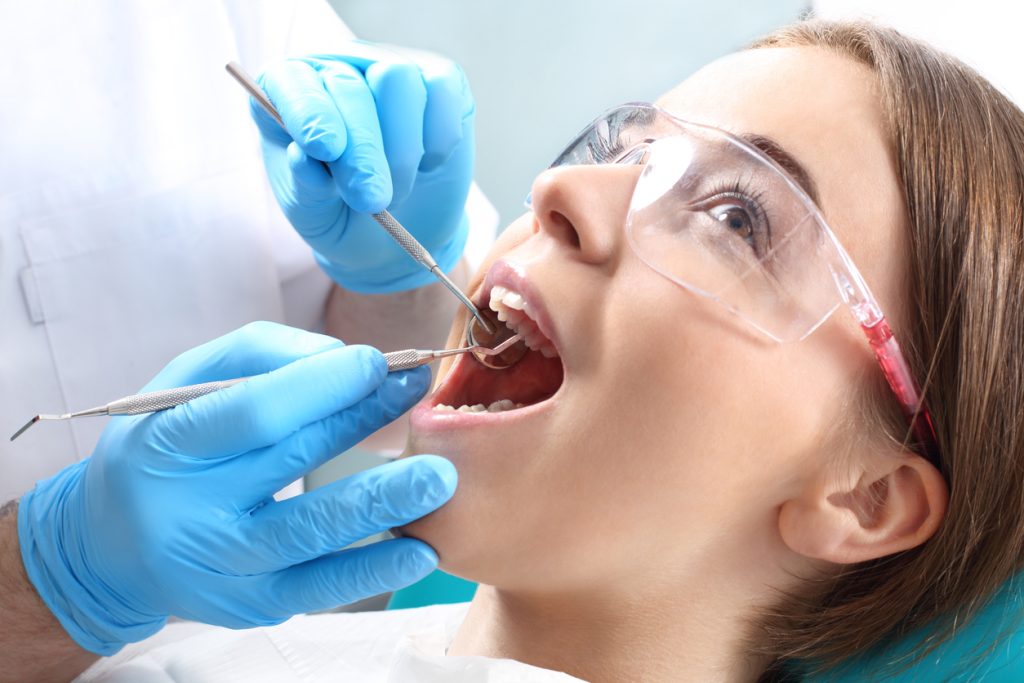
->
xmin=74 ymin=603 xmax=585 ymax=683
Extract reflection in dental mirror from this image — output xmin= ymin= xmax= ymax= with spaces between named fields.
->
xmin=466 ymin=308 xmax=529 ymax=369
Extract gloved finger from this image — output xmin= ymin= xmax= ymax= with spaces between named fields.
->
xmin=239 ymin=455 xmax=455 ymax=570
xmin=282 ymin=142 xmax=347 ymax=236
xmin=141 ymin=321 xmax=343 ymax=393
xmin=407 ymin=51 xmax=473 ymax=172
xmin=248 ymin=93 xmax=291 ymax=147
xmin=145 ymin=344 xmax=387 ymax=459
xmin=237 ymin=367 xmax=432 ymax=497
xmin=318 ymin=60 xmax=392 ymax=214
xmin=259 ymin=537 xmax=439 ymax=617
xmin=364 ymin=59 xmax=426 ymax=206
xmin=259 ymin=60 xmax=347 ymax=164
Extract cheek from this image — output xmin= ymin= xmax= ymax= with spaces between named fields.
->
xmin=404 ymin=256 xmax=861 ymax=582
xmin=579 ymin=272 xmax=849 ymax=513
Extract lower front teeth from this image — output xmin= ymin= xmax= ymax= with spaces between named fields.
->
xmin=434 ymin=399 xmax=524 ymax=413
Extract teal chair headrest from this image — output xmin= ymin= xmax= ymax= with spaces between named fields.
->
xmin=387 ymin=569 xmax=477 ymax=610
xmin=806 ymin=574 xmax=1024 ymax=681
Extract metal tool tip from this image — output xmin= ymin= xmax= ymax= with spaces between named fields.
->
xmin=10 ymin=415 xmax=41 ymax=442
xmin=476 ymin=314 xmax=496 ymax=336
xmin=490 ymin=334 xmax=523 ymax=354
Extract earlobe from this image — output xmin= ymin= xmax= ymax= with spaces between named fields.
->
xmin=778 ymin=453 xmax=948 ymax=565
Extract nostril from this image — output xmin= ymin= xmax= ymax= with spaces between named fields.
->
xmin=548 ymin=210 xmax=581 ymax=250
xmin=529 ymin=166 xmax=618 ymax=263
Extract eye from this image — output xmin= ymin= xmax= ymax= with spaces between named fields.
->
xmin=698 ymin=190 xmax=771 ymax=256
xmin=709 ymin=202 xmax=754 ymax=244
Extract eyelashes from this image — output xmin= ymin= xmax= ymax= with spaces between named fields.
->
xmin=704 ymin=179 xmax=770 ymax=227
xmin=692 ymin=178 xmax=774 ymax=256
xmin=586 ymin=131 xmax=627 ymax=163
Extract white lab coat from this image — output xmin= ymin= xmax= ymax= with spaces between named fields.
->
xmin=0 ymin=1 xmax=500 ymax=500
xmin=0 ymin=0 xmax=364 ymax=501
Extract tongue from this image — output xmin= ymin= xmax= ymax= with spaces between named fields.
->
xmin=450 ymin=348 xmax=563 ymax=407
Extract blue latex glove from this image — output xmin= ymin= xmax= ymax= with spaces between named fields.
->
xmin=18 ymin=322 xmax=456 ymax=656
xmin=253 ymin=42 xmax=475 ymax=293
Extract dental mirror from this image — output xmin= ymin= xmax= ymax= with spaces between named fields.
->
xmin=466 ymin=308 xmax=528 ymax=369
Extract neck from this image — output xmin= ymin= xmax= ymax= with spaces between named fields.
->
xmin=449 ymin=573 xmax=775 ymax=682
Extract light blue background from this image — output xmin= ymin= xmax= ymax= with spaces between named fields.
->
xmin=330 ymin=0 xmax=809 ymax=226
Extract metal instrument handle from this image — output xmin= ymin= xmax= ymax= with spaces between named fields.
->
xmin=371 ymin=212 xmax=492 ymax=333
xmin=383 ymin=349 xmax=431 ymax=372
xmin=225 ymin=62 xmax=284 ymax=127
xmin=106 ymin=343 xmax=466 ymax=416
xmin=106 ymin=378 xmax=249 ymax=416
xmin=369 ymin=212 xmax=438 ymax=269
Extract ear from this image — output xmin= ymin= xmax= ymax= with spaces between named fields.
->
xmin=778 ymin=448 xmax=948 ymax=564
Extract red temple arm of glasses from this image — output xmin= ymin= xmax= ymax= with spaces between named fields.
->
xmin=862 ymin=317 xmax=940 ymax=462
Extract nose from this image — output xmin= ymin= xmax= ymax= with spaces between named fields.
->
xmin=527 ymin=164 xmax=639 ymax=266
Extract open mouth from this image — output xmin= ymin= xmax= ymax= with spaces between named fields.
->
xmin=430 ymin=278 xmax=565 ymax=415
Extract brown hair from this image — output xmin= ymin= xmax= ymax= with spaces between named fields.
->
xmin=748 ymin=19 xmax=1024 ymax=678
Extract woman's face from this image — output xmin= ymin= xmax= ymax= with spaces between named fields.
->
xmin=403 ymin=46 xmax=910 ymax=590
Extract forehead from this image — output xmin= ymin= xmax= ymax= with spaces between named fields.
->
xmin=657 ymin=46 xmax=909 ymax=323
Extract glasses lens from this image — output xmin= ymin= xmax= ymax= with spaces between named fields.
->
xmin=525 ymin=104 xmax=663 ymax=209
xmin=625 ymin=127 xmax=843 ymax=342
xmin=542 ymin=104 xmax=845 ymax=341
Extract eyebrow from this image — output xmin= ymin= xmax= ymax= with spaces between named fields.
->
xmin=740 ymin=134 xmax=821 ymax=206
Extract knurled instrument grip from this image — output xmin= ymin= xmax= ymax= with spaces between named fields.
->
xmin=114 ymin=353 xmax=431 ymax=415
xmin=107 ymin=378 xmax=249 ymax=415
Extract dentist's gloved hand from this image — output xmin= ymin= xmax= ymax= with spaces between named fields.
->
xmin=252 ymin=42 xmax=475 ymax=293
xmin=18 ymin=322 xmax=456 ymax=656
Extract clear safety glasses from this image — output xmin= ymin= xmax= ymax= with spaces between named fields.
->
xmin=539 ymin=102 xmax=939 ymax=460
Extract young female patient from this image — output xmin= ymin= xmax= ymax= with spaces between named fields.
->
xmin=398 ymin=19 xmax=1024 ymax=682
xmin=80 ymin=18 xmax=1024 ymax=683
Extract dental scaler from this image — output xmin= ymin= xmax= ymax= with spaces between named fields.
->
xmin=9 ymin=336 xmax=523 ymax=442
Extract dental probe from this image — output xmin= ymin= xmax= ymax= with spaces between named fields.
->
xmin=224 ymin=62 xmax=493 ymax=335
xmin=9 ymin=335 xmax=522 ymax=442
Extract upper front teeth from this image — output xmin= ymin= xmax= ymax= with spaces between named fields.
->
xmin=489 ymin=285 xmax=531 ymax=318
xmin=493 ymin=287 xmax=527 ymax=312
xmin=488 ymin=285 xmax=558 ymax=357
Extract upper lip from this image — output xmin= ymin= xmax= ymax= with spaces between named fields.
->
xmin=477 ymin=260 xmax=561 ymax=354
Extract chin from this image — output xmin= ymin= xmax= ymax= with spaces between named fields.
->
xmin=394 ymin=500 xmax=452 ymax=557
xmin=398 ymin=258 xmax=575 ymax=579
xmin=396 ymin=430 xmax=508 ymax=574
